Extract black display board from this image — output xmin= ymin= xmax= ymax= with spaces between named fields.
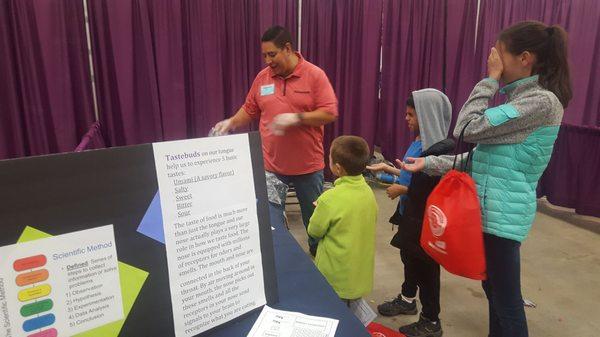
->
xmin=0 ymin=132 xmax=278 ymax=336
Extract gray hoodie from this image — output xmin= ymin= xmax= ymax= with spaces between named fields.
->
xmin=412 ymin=88 xmax=453 ymax=151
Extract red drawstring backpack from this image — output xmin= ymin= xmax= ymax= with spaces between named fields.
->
xmin=420 ymin=121 xmax=487 ymax=280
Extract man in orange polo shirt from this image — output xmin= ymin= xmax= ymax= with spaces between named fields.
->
xmin=213 ymin=26 xmax=338 ymax=256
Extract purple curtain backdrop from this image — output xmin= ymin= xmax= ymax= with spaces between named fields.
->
xmin=377 ymin=0 xmax=446 ymax=160
xmin=300 ymin=0 xmax=384 ymax=164
xmin=87 ymin=0 xmax=297 ymax=147
xmin=0 ymin=0 xmax=95 ymax=159
xmin=538 ymin=124 xmax=600 ymax=217
xmin=1 ymin=0 xmax=598 ymax=216
xmin=444 ymin=0 xmax=481 ymax=134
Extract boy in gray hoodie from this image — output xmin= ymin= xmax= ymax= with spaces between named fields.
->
xmin=369 ymin=89 xmax=454 ymax=337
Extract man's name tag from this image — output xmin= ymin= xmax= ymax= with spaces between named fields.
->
xmin=260 ymin=84 xmax=275 ymax=96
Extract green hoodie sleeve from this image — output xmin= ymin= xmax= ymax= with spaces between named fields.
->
xmin=307 ymin=198 xmax=332 ymax=239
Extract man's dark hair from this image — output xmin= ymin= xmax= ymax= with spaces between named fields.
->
xmin=261 ymin=26 xmax=294 ymax=49
xmin=330 ymin=136 xmax=370 ymax=176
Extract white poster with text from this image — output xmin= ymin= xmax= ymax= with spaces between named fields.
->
xmin=153 ymin=134 xmax=266 ymax=337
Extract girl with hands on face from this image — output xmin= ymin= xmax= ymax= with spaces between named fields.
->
xmin=402 ymin=21 xmax=572 ymax=337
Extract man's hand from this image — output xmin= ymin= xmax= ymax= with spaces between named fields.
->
xmin=212 ymin=118 xmax=233 ymax=136
xmin=386 ymin=184 xmax=405 ymax=200
xmin=269 ymin=113 xmax=301 ymax=136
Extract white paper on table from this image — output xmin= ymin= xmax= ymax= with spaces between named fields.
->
xmin=349 ymin=298 xmax=377 ymax=326
xmin=247 ymin=305 xmax=339 ymax=337
xmin=153 ymin=134 xmax=266 ymax=337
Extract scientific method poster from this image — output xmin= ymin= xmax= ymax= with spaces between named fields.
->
xmin=0 ymin=226 xmax=123 ymax=337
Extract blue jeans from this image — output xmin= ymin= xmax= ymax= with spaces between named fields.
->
xmin=274 ymin=170 xmax=324 ymax=250
xmin=482 ymin=233 xmax=528 ymax=337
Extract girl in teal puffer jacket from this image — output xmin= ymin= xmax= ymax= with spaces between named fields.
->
xmin=400 ymin=21 xmax=572 ymax=337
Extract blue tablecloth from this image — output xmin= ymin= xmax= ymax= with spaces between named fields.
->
xmin=207 ymin=203 xmax=371 ymax=337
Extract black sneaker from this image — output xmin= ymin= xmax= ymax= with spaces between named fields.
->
xmin=377 ymin=295 xmax=417 ymax=316
xmin=398 ymin=314 xmax=442 ymax=337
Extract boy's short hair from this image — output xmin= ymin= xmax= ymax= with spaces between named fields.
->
xmin=330 ymin=136 xmax=370 ymax=176
xmin=406 ymin=94 xmax=415 ymax=109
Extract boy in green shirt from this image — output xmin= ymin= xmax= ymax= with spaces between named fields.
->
xmin=307 ymin=135 xmax=378 ymax=302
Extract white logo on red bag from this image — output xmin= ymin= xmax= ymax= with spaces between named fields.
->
xmin=427 ymin=205 xmax=447 ymax=237
xmin=428 ymin=241 xmax=448 ymax=255
xmin=372 ymin=333 xmax=387 ymax=337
